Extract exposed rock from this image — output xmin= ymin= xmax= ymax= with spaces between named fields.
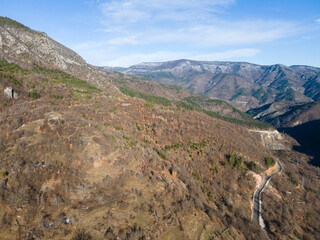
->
xmin=3 ymin=87 xmax=17 ymax=99
xmin=43 ymin=112 xmax=65 ymax=130
xmin=249 ymin=130 xmax=286 ymax=150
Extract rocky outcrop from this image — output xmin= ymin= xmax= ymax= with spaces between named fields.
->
xmin=3 ymin=86 xmax=17 ymax=99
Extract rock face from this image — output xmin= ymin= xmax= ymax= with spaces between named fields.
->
xmin=0 ymin=18 xmax=86 ymax=71
xmin=114 ymin=59 xmax=320 ymax=111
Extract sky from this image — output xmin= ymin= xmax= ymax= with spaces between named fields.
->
xmin=0 ymin=0 xmax=320 ymax=67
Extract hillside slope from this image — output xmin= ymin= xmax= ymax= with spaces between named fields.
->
xmin=0 ymin=17 xmax=319 ymax=240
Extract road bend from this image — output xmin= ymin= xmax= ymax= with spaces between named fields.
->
xmin=252 ymin=160 xmax=283 ymax=238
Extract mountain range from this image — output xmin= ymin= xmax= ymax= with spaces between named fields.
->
xmin=112 ymin=60 xmax=320 ymax=167
xmin=111 ymin=59 xmax=320 ymax=112
xmin=1 ymin=17 xmax=320 ymax=240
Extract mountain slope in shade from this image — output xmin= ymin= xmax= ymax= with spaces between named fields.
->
xmin=114 ymin=59 xmax=320 ymax=111
xmin=247 ymin=99 xmax=320 ymax=128
xmin=280 ymin=119 xmax=320 ymax=167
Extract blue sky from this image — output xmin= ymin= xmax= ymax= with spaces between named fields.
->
xmin=1 ymin=0 xmax=320 ymax=67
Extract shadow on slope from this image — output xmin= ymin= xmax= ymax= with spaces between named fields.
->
xmin=279 ymin=119 xmax=320 ymax=167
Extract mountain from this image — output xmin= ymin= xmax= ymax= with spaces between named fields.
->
xmin=113 ymin=59 xmax=320 ymax=111
xmin=247 ymin=99 xmax=320 ymax=128
xmin=0 ymin=17 xmax=119 ymax=92
xmin=1 ymin=17 xmax=320 ymax=240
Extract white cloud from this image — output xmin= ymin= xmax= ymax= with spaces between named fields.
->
xmin=100 ymin=0 xmax=235 ymax=27
xmin=97 ymin=0 xmax=297 ymax=48
xmin=315 ymin=19 xmax=320 ymax=24
xmin=89 ymin=20 xmax=297 ymax=48
xmin=107 ymin=35 xmax=139 ymax=46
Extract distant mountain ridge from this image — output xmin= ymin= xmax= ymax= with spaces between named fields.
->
xmin=111 ymin=59 xmax=320 ymax=111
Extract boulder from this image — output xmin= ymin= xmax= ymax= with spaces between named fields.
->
xmin=4 ymin=87 xmax=18 ymax=99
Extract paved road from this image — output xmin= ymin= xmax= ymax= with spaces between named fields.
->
xmin=252 ymin=161 xmax=283 ymax=235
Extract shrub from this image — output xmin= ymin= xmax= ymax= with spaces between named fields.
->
xmin=114 ymin=126 xmax=123 ymax=130
xmin=226 ymin=153 xmax=244 ymax=169
xmin=142 ymin=137 xmax=150 ymax=144
xmin=1 ymin=170 xmax=9 ymax=178
xmin=207 ymin=191 xmax=213 ymax=201
xmin=0 ymin=72 xmax=23 ymax=86
xmin=0 ymin=58 xmax=29 ymax=74
xmin=109 ymin=134 xmax=117 ymax=144
xmin=0 ymin=17 xmax=31 ymax=30
xmin=177 ymin=96 xmax=272 ymax=129
xmin=189 ymin=139 xmax=207 ymax=150
xmin=122 ymin=135 xmax=130 ymax=140
xmin=120 ymin=86 xmax=171 ymax=106
xmin=109 ymin=106 xmax=117 ymax=113
xmin=210 ymin=167 xmax=218 ymax=174
xmin=165 ymin=143 xmax=180 ymax=150
xmin=247 ymin=161 xmax=259 ymax=173
xmin=72 ymin=229 xmax=92 ymax=240
xmin=287 ymin=172 xmax=298 ymax=186
xmin=50 ymin=94 xmax=64 ymax=99
xmin=28 ymin=91 xmax=41 ymax=99
xmin=136 ymin=123 xmax=143 ymax=131
xmin=33 ymin=64 xmax=100 ymax=93
xmin=265 ymin=157 xmax=275 ymax=168
xmin=145 ymin=103 xmax=155 ymax=108
xmin=192 ymin=172 xmax=200 ymax=180
xmin=129 ymin=140 xmax=137 ymax=148
xmin=153 ymin=147 xmax=167 ymax=160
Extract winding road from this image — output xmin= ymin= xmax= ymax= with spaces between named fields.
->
xmin=252 ymin=160 xmax=283 ymax=237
